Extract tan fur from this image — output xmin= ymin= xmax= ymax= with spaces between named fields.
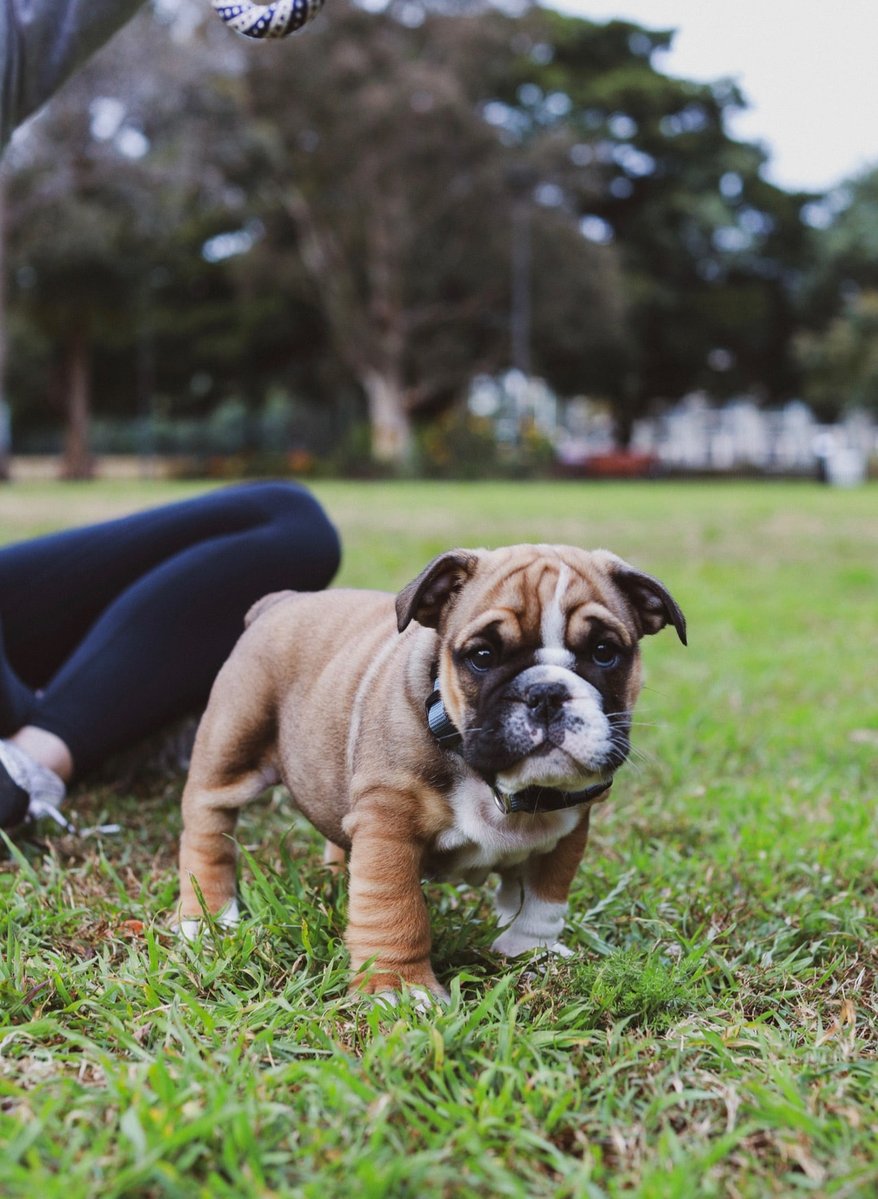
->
xmin=322 ymin=840 xmax=347 ymax=873
xmin=520 ymin=808 xmax=593 ymax=906
xmin=178 ymin=545 xmax=683 ymax=997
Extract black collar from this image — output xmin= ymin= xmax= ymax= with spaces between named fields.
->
xmin=491 ymin=779 xmax=612 ymax=815
xmin=425 ymin=681 xmax=612 ymax=815
xmin=424 ymin=683 xmax=463 ymax=749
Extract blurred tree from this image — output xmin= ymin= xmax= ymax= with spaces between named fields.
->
xmin=795 ymin=166 xmax=878 ymax=418
xmin=802 ymin=167 xmax=878 ymax=318
xmin=795 ymin=291 xmax=878 ymax=418
xmin=241 ymin=1 xmax=624 ymax=462
xmin=5 ymin=109 xmax=150 ymax=476
xmin=0 ymin=172 xmax=10 ymax=479
xmin=2 ymin=4 xmax=268 ymax=469
xmin=475 ymin=7 xmax=813 ymax=439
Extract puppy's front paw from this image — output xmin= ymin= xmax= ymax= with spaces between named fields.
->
xmin=491 ymin=896 xmax=568 ymax=958
xmin=354 ymin=967 xmax=449 ymax=1005
xmin=176 ymin=897 xmax=240 ymax=941
xmin=492 ymin=926 xmax=575 ymax=959
xmin=492 ymin=926 xmax=546 ymax=957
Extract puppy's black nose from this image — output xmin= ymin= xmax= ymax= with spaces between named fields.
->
xmin=524 ymin=681 xmax=569 ymax=723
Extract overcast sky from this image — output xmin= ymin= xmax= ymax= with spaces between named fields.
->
xmin=546 ymin=0 xmax=878 ymax=194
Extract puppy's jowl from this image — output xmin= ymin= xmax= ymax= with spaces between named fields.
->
xmin=178 ymin=545 xmax=686 ymax=998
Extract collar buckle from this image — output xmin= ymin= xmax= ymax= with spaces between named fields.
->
xmin=492 ymin=787 xmax=510 ymax=815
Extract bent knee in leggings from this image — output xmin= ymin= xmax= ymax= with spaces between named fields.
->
xmin=234 ymin=481 xmax=341 ymax=585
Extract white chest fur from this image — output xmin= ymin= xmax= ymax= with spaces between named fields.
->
xmin=430 ymin=777 xmax=582 ymax=884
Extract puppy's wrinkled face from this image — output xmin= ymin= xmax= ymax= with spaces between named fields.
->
xmin=442 ymin=547 xmax=641 ymax=796
xmin=397 ymin=545 xmax=686 ymax=801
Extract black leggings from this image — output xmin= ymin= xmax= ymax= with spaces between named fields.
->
xmin=0 ymin=481 xmax=340 ymax=774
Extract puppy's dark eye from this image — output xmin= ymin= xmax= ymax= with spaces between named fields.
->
xmin=466 ymin=646 xmax=496 ymax=673
xmin=591 ymin=641 xmax=620 ymax=669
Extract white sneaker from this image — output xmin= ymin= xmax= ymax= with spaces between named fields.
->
xmin=0 ymin=740 xmax=69 ymax=830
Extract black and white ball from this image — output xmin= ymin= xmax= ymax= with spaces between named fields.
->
xmin=211 ymin=0 xmax=324 ymax=40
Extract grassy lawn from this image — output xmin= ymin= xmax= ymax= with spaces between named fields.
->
xmin=1 ymin=478 xmax=876 ymax=1197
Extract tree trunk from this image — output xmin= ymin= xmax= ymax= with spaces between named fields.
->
xmin=363 ymin=183 xmax=411 ymax=467
xmin=60 ymin=329 xmax=94 ymax=480
xmin=361 ymin=367 xmax=412 ymax=465
xmin=283 ymin=185 xmax=414 ymax=467
xmin=0 ymin=174 xmax=10 ymax=481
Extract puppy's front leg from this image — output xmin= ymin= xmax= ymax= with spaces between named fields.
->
xmin=344 ymin=795 xmax=445 ymax=999
xmin=492 ymin=809 xmax=592 ymax=957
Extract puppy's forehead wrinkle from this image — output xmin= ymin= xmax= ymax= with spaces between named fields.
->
xmin=454 ymin=608 xmax=523 ymax=648
xmin=572 ymin=601 xmax=635 ymax=646
xmin=476 ymin=547 xmax=574 ymax=597
xmin=481 ymin=560 xmax=568 ymax=631
xmin=449 ymin=548 xmax=633 ymax=647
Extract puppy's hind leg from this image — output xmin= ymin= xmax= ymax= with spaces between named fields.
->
xmin=323 ymin=839 xmax=347 ymax=875
xmin=178 ymin=663 xmax=279 ymax=935
xmin=178 ymin=763 xmax=276 ymax=937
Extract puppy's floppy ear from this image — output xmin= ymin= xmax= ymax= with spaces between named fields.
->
xmin=396 ymin=550 xmax=480 ymax=631
xmin=597 ymin=552 xmax=687 ymax=645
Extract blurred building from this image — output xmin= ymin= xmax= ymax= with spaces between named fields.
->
xmin=468 ymin=371 xmax=559 ymax=445
xmin=631 ymin=393 xmax=874 ymax=483
xmin=469 ymin=376 xmax=875 ymax=484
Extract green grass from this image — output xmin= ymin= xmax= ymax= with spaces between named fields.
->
xmin=1 ymin=479 xmax=876 ymax=1197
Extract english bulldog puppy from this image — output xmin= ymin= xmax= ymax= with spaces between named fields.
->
xmin=178 ymin=545 xmax=686 ymax=999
